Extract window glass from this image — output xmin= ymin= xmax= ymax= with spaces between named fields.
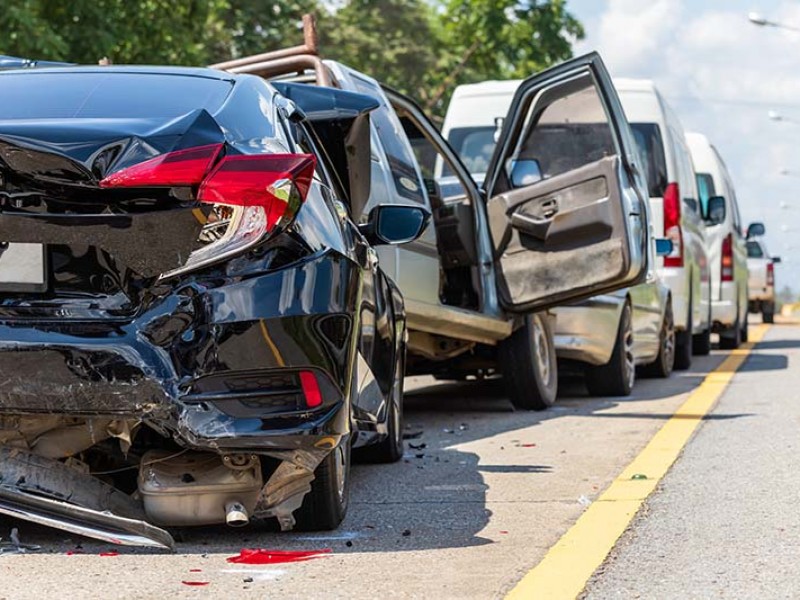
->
xmin=446 ymin=126 xmax=498 ymax=177
xmin=0 ymin=71 xmax=232 ymax=119
xmin=349 ymin=76 xmax=426 ymax=205
xmin=400 ymin=115 xmax=469 ymax=202
xmin=510 ymin=78 xmax=616 ymax=184
xmin=696 ymin=173 xmax=716 ymax=216
xmin=630 ymin=123 xmax=668 ymax=197
xmin=747 ymin=241 xmax=764 ymax=258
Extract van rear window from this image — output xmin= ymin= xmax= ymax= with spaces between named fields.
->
xmin=747 ymin=241 xmax=764 ymax=258
xmin=630 ymin=123 xmax=668 ymax=197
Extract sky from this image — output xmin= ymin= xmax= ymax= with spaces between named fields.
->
xmin=566 ymin=0 xmax=800 ymax=292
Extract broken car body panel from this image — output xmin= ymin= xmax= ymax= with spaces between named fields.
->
xmin=0 ymin=66 xmax=407 ymax=543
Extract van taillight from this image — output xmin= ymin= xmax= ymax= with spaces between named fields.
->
xmin=663 ymin=182 xmax=683 ymax=267
xmin=721 ymin=233 xmax=733 ymax=282
xmin=767 ymin=262 xmax=775 ymax=286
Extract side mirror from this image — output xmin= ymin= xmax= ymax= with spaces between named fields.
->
xmin=655 ymin=238 xmax=674 ymax=257
xmin=359 ymin=205 xmax=430 ymax=246
xmin=747 ymin=222 xmax=766 ymax=238
xmin=705 ymin=195 xmax=726 ymax=226
xmin=772 ymin=256 xmax=782 ymax=264
xmin=509 ymin=159 xmax=543 ymax=188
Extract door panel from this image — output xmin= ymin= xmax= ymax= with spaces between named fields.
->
xmin=484 ymin=52 xmax=648 ymax=313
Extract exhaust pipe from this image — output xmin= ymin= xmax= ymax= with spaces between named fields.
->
xmin=225 ymin=501 xmax=249 ymax=527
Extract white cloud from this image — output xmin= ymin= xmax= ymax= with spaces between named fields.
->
xmin=575 ymin=0 xmax=800 ymax=288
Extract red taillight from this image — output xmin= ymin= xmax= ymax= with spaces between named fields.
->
xmin=299 ymin=370 xmax=322 ymax=408
xmin=99 ymin=144 xmax=223 ymax=188
xmin=767 ymin=262 xmax=775 ymax=287
xmin=721 ymin=233 xmax=734 ymax=282
xmin=199 ymin=154 xmax=315 ymax=229
xmin=663 ymin=182 xmax=683 ymax=268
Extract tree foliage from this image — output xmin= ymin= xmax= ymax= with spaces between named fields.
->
xmin=1 ymin=0 xmax=583 ymax=115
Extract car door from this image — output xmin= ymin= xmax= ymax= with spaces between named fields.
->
xmin=483 ymin=52 xmax=649 ymax=313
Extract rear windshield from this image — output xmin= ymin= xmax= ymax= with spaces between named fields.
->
xmin=630 ymin=122 xmax=668 ymax=197
xmin=747 ymin=241 xmax=764 ymax=258
xmin=0 ymin=72 xmax=233 ymax=120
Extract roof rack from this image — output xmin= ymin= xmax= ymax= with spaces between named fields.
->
xmin=210 ymin=14 xmax=333 ymax=87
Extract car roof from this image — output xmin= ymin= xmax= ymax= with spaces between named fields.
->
xmin=0 ymin=65 xmax=236 ymax=82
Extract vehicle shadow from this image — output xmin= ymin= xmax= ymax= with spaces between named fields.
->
xmin=0 ymin=348 xmax=775 ymax=557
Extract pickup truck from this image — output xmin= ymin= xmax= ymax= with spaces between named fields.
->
xmin=747 ymin=237 xmax=780 ymax=323
xmin=211 ymin=20 xmax=651 ymax=428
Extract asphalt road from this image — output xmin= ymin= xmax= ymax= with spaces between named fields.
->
xmin=585 ymin=322 xmax=799 ymax=599
xmin=0 ymin=327 xmax=775 ymax=599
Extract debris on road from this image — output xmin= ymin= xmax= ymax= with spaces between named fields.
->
xmin=0 ymin=527 xmax=40 ymax=555
xmin=226 ymin=548 xmax=331 ymax=564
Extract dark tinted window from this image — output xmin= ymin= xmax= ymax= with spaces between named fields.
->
xmin=630 ymin=122 xmax=668 ymax=197
xmin=696 ymin=173 xmax=716 ymax=215
xmin=747 ymin=241 xmax=764 ymax=258
xmin=0 ymin=72 xmax=232 ymax=119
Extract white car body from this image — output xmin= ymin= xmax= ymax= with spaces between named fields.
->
xmin=615 ymin=79 xmax=711 ymax=363
xmin=746 ymin=239 xmax=777 ymax=322
xmin=686 ymin=132 xmax=748 ymax=340
xmin=441 ymin=80 xmax=670 ymax=372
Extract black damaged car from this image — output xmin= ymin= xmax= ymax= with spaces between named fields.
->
xmin=0 ymin=66 xmax=428 ymax=548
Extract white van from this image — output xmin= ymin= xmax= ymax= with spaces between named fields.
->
xmin=686 ymin=132 xmax=749 ymax=347
xmin=614 ymin=80 xmax=711 ymax=369
xmin=441 ymin=80 xmax=676 ymax=395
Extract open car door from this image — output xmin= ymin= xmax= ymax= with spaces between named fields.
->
xmin=484 ymin=52 xmax=649 ymax=313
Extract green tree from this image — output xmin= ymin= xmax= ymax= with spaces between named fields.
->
xmin=211 ymin=0 xmax=322 ymax=62
xmin=427 ymin=0 xmax=584 ymax=113
xmin=319 ymin=0 xmax=439 ymax=101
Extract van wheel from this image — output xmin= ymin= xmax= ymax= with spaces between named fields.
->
xmin=719 ymin=313 xmax=742 ymax=350
xmin=640 ymin=299 xmax=675 ymax=378
xmin=499 ymin=313 xmax=557 ymax=410
xmin=763 ymin=302 xmax=775 ymax=324
xmin=585 ymin=302 xmax=635 ymax=396
xmin=674 ymin=301 xmax=692 ymax=370
xmin=741 ymin=310 xmax=749 ymax=342
xmin=692 ymin=305 xmax=711 ymax=355
xmin=293 ymin=443 xmax=350 ymax=531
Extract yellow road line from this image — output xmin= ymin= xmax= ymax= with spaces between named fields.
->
xmin=506 ymin=324 xmax=770 ymax=600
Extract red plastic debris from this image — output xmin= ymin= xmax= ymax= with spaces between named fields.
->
xmin=520 ymin=443 xmax=537 ymax=448
xmin=499 ymin=531 xmax=509 ymax=535
xmin=65 ymin=550 xmax=84 ymax=556
xmin=188 ymin=569 xmax=203 ymax=573
xmin=181 ymin=581 xmax=210 ymax=587
xmin=226 ymin=548 xmax=331 ymax=564
xmin=99 ymin=551 xmax=119 ymax=557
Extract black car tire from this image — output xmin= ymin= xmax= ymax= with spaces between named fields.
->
xmin=499 ymin=313 xmax=557 ymax=411
xmin=640 ymin=299 xmax=675 ymax=379
xmin=741 ymin=309 xmax=749 ymax=342
xmin=720 ymin=312 xmax=742 ymax=350
xmin=293 ymin=443 xmax=350 ymax=531
xmin=586 ymin=302 xmax=635 ymax=397
xmin=763 ymin=302 xmax=775 ymax=324
xmin=354 ymin=351 xmax=405 ymax=464
xmin=674 ymin=300 xmax=693 ymax=371
xmin=692 ymin=307 xmax=712 ymax=356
